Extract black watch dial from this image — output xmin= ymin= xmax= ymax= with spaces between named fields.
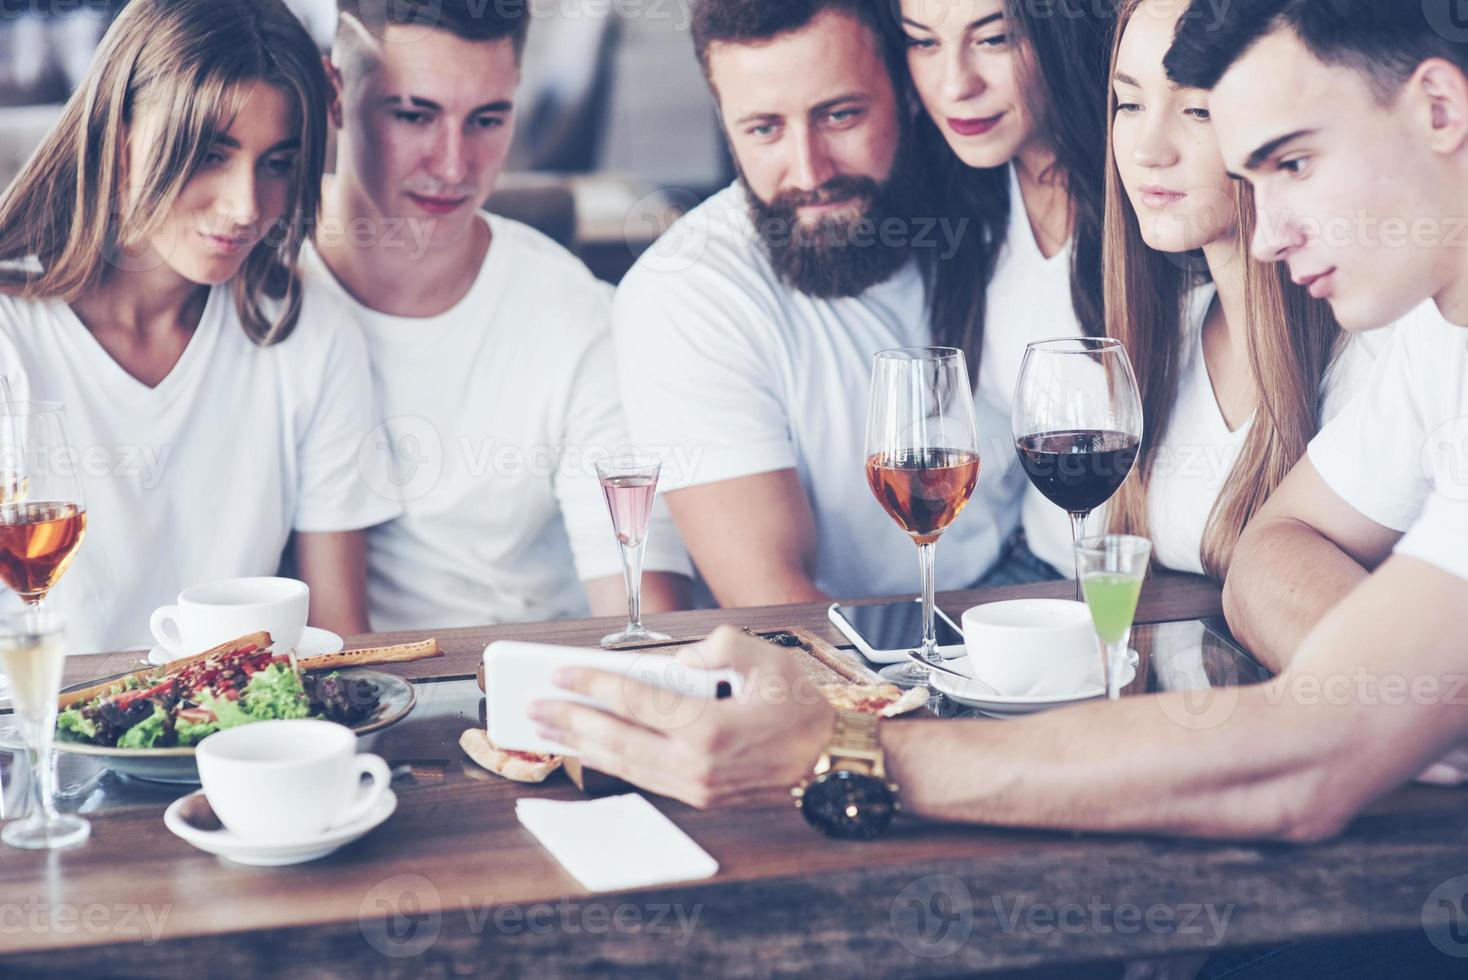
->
xmin=799 ymin=770 xmax=897 ymax=839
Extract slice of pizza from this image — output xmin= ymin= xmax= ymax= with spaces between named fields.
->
xmin=819 ymin=683 xmax=931 ymax=718
xmin=459 ymin=728 xmax=563 ymax=783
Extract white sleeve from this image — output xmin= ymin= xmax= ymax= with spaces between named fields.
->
xmin=1307 ymin=328 xmax=1426 ymax=532
xmin=613 ymin=262 xmax=796 ymax=491
xmin=555 ymin=328 xmax=694 ymax=582
xmin=1396 ymin=494 xmax=1468 ymax=583
xmin=291 ymin=301 xmax=403 ymax=534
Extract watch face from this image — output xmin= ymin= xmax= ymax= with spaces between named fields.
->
xmin=800 ymin=770 xmax=897 ymax=840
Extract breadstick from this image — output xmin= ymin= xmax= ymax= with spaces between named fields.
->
xmin=296 ymin=638 xmax=441 ymax=673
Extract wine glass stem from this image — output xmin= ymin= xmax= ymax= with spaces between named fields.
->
xmin=22 ymin=717 xmax=60 ymax=824
xmin=917 ymin=540 xmax=939 ymax=664
xmin=1068 ymin=512 xmax=1088 ymax=602
xmin=619 ymin=540 xmax=647 ymax=631
xmin=1102 ymin=634 xmax=1130 ymax=701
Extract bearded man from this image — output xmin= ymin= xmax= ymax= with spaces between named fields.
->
xmin=613 ymin=0 xmax=1018 ymax=606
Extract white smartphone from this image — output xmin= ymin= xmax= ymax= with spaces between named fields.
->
xmin=482 ymin=641 xmax=744 ymax=756
xmin=828 ymin=599 xmax=967 ymax=665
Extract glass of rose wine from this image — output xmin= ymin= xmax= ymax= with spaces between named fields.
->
xmin=1012 ymin=339 xmax=1142 ymax=600
xmin=0 ymin=402 xmax=89 ymax=849
xmin=865 ymin=348 xmax=982 ymax=687
xmin=595 ymin=453 xmax=671 ymax=648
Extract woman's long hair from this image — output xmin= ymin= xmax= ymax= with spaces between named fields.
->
xmin=881 ymin=0 xmax=1114 ymax=382
xmin=0 ymin=0 xmax=328 ymax=345
xmin=1102 ymin=0 xmax=1341 ymax=580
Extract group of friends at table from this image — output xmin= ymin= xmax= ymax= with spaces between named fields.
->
xmin=2 ymin=0 xmax=1468 ymax=970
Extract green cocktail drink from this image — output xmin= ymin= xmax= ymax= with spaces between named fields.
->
xmin=1081 ymin=572 xmax=1143 ymax=646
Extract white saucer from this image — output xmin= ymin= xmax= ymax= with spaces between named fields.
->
xmin=931 ymin=654 xmax=1139 ymax=717
xmin=164 ymin=788 xmax=396 ymax=866
xmin=147 ymin=626 xmax=345 ymax=667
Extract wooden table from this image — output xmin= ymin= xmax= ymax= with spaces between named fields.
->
xmin=2 ymin=575 xmax=1465 ymax=977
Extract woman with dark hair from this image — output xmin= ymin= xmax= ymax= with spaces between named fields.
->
xmin=891 ymin=0 xmax=1113 ymax=582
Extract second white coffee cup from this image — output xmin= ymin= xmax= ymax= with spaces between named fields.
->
xmin=149 ymin=576 xmax=308 ymax=659
xmin=196 ymin=719 xmax=391 ymax=842
xmin=961 ymin=599 xmax=1100 ymax=698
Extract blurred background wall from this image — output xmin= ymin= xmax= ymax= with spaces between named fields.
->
xmin=0 ymin=0 xmax=733 ymax=280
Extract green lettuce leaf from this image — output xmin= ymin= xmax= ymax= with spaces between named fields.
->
xmin=241 ymin=663 xmax=309 ymax=721
xmin=117 ymin=705 xmax=169 ymax=749
xmin=55 ymin=707 xmax=97 ymax=742
xmin=197 ymin=690 xmax=253 ymax=730
xmin=174 ymin=718 xmax=219 ymax=746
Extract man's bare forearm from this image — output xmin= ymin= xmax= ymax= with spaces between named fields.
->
xmin=882 ymin=683 xmax=1346 ymax=842
xmin=584 ymin=572 xmax=692 ymax=617
xmin=884 ymin=555 xmax=1468 ymax=843
xmin=1223 ymin=518 xmax=1369 ymax=672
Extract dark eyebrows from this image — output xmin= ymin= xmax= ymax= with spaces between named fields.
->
xmin=901 ymin=12 xmax=1004 ymax=33
xmin=810 ymin=93 xmax=870 ymax=115
xmin=378 ymin=95 xmax=514 ymax=114
xmin=733 ymin=110 xmax=780 ymax=127
xmin=210 ymin=134 xmax=299 ymax=154
xmin=1243 ymin=129 xmax=1316 ymax=171
xmin=1113 ymin=71 xmax=1142 ymax=87
xmin=732 ymin=93 xmax=870 ymax=128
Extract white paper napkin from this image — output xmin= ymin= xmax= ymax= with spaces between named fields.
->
xmin=515 ymin=794 xmax=719 ymax=892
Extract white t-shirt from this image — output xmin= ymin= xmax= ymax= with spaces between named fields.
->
xmin=614 ymin=182 xmax=1020 ymax=600
xmin=978 ymin=164 xmax=1087 ymax=573
xmin=302 ymin=213 xmax=691 ymax=631
xmin=1309 ymin=301 xmax=1468 ymax=583
xmin=1143 ymin=287 xmax=1386 ymax=575
xmin=0 ymin=281 xmax=399 ymax=654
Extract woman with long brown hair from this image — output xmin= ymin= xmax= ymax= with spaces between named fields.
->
xmin=0 ymin=0 xmax=398 ymax=653
xmin=888 ymin=0 xmax=1114 ymax=582
xmin=1101 ymin=0 xmax=1384 ymax=579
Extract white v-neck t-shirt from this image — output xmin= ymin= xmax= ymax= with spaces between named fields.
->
xmin=0 ymin=281 xmax=400 ymax=654
xmin=1142 ymin=288 xmax=1386 ymax=575
xmin=977 ymin=163 xmax=1086 ymax=572
xmin=614 ymin=182 xmax=1020 ymax=600
xmin=302 ymin=214 xmax=691 ymax=630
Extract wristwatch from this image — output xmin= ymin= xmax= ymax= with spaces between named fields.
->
xmin=791 ymin=710 xmax=900 ymax=839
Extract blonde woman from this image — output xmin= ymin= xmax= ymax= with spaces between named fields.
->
xmin=1099 ymin=0 xmax=1390 ymax=582
xmin=0 ymin=0 xmax=398 ymax=653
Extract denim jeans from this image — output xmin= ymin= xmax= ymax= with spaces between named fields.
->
xmin=976 ymin=535 xmax=1065 ymax=588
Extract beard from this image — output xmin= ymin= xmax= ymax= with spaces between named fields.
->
xmin=740 ymin=140 xmax=918 ymax=300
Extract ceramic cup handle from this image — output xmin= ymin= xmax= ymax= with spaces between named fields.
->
xmin=331 ymin=753 xmax=392 ymax=829
xmin=149 ymin=606 xmax=186 ymax=657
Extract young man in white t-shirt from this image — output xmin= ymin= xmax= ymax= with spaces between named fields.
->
xmin=613 ymin=0 xmax=1020 ymax=606
xmin=307 ymin=1 xmax=691 ymax=629
xmin=531 ymin=0 xmax=1468 ymax=882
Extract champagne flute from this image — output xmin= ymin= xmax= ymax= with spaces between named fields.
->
xmin=865 ymin=348 xmax=981 ymax=687
xmin=1012 ymin=339 xmax=1143 ymax=600
xmin=1 ymin=609 xmax=89 ymax=848
xmin=0 ymin=402 xmax=87 ymax=796
xmin=596 ymin=453 xmax=671 ymax=647
xmin=1076 ymin=535 xmax=1152 ymax=701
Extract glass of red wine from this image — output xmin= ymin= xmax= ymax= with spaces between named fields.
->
xmin=0 ymin=402 xmax=90 ymax=849
xmin=595 ymin=453 xmax=671 ymax=648
xmin=865 ymin=348 xmax=981 ymax=687
xmin=1012 ymin=339 xmax=1143 ymax=599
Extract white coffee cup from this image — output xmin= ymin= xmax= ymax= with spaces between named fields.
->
xmin=196 ymin=719 xmax=391 ymax=842
xmin=961 ymin=599 xmax=1100 ymax=698
xmin=149 ymin=577 xmax=308 ymax=659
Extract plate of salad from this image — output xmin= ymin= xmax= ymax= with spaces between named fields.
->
xmin=53 ymin=637 xmax=415 ymax=784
